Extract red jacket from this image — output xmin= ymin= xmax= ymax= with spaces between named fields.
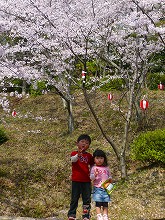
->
xmin=71 ymin=151 xmax=94 ymax=182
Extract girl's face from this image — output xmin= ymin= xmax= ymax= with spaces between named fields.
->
xmin=94 ymin=156 xmax=105 ymax=166
xmin=77 ymin=139 xmax=90 ymax=152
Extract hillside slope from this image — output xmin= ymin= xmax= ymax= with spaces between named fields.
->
xmin=0 ymin=90 xmax=165 ymax=220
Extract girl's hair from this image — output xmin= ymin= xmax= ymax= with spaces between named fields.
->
xmin=93 ymin=149 xmax=108 ymax=166
xmin=77 ymin=134 xmax=91 ymax=144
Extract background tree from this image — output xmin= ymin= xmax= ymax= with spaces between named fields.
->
xmin=0 ymin=0 xmax=164 ymax=178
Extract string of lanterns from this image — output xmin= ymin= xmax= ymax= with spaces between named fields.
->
xmin=81 ymin=71 xmax=163 ymax=112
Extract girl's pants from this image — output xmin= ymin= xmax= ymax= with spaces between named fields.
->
xmin=68 ymin=181 xmax=91 ymax=219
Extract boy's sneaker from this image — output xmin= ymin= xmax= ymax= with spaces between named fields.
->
xmin=103 ymin=214 xmax=108 ymax=220
xmin=83 ymin=218 xmax=89 ymax=220
xmin=97 ymin=213 xmax=103 ymax=220
xmin=68 ymin=217 xmax=76 ymax=220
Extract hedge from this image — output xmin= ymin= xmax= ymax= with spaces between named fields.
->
xmin=0 ymin=127 xmax=8 ymax=145
xmin=130 ymin=129 xmax=165 ymax=163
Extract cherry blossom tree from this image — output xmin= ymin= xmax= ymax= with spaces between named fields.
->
xmin=91 ymin=0 xmax=165 ymax=177
xmin=0 ymin=1 xmax=76 ymax=132
xmin=0 ymin=0 xmax=164 ymax=178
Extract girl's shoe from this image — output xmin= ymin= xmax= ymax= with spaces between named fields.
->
xmin=102 ymin=214 xmax=108 ymax=220
xmin=97 ymin=213 xmax=103 ymax=220
xmin=68 ymin=217 xmax=76 ymax=220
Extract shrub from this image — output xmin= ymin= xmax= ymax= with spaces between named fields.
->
xmin=130 ymin=129 xmax=165 ymax=163
xmin=0 ymin=127 xmax=8 ymax=145
xmin=100 ymin=78 xmax=125 ymax=91
xmin=30 ymin=81 xmax=47 ymax=96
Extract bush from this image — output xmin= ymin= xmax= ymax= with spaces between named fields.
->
xmin=100 ymin=78 xmax=125 ymax=91
xmin=130 ymin=129 xmax=165 ymax=163
xmin=0 ymin=127 xmax=8 ymax=145
xmin=30 ymin=81 xmax=47 ymax=96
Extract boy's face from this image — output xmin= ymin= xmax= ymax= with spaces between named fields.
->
xmin=77 ymin=139 xmax=90 ymax=152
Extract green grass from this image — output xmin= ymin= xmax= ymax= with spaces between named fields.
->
xmin=0 ymin=90 xmax=165 ymax=219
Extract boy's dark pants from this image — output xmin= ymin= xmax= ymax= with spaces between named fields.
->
xmin=68 ymin=181 xmax=91 ymax=219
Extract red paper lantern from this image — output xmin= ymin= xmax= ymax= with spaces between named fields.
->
xmin=82 ymin=70 xmax=86 ymax=85
xmin=108 ymin=93 xmax=113 ymax=101
xmin=140 ymin=99 xmax=149 ymax=110
xmin=12 ymin=110 xmax=17 ymax=117
xmin=82 ymin=71 xmax=86 ymax=79
xmin=158 ymin=82 xmax=164 ymax=90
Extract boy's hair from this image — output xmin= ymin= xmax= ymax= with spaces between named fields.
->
xmin=77 ymin=134 xmax=91 ymax=145
xmin=93 ymin=149 xmax=108 ymax=166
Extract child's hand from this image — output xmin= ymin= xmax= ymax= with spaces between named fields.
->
xmin=108 ymin=178 xmax=112 ymax=183
xmin=78 ymin=150 xmax=82 ymax=155
xmin=94 ymin=168 xmax=99 ymax=177
xmin=78 ymin=148 xmax=84 ymax=155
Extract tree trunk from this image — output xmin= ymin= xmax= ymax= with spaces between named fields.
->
xmin=22 ymin=80 xmax=26 ymax=96
xmin=120 ymin=153 xmax=127 ymax=179
xmin=82 ymin=88 xmax=120 ymax=160
xmin=67 ymin=100 xmax=74 ymax=134
xmin=54 ymin=86 xmax=74 ymax=134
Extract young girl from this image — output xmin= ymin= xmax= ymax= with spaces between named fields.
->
xmin=90 ymin=149 xmax=113 ymax=220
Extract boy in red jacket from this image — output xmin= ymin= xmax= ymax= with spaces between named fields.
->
xmin=68 ymin=134 xmax=94 ymax=220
